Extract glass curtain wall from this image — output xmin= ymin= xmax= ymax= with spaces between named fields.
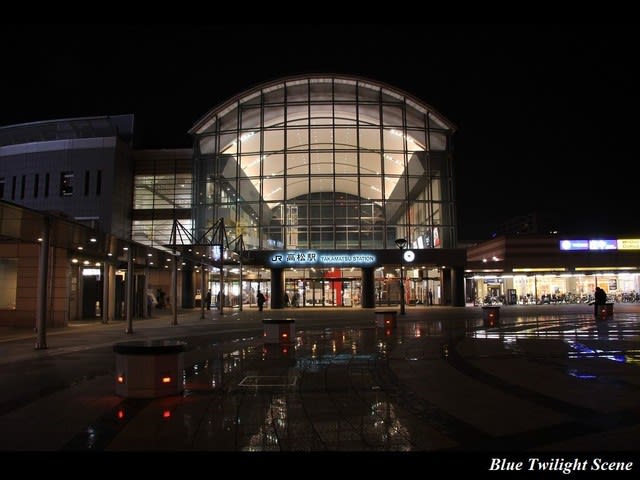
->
xmin=193 ymin=76 xmax=456 ymax=251
xmin=132 ymin=152 xmax=193 ymax=248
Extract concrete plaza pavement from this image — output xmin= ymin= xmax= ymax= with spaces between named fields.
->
xmin=0 ymin=303 xmax=639 ymax=464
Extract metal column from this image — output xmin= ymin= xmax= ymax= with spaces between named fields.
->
xmin=125 ymin=248 xmax=134 ymax=334
xmin=171 ymin=255 xmax=178 ymax=325
xmin=35 ymin=218 xmax=50 ymax=350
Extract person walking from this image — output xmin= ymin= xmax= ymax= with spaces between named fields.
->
xmin=594 ymin=286 xmax=607 ymax=319
xmin=205 ymin=290 xmax=212 ymax=310
xmin=257 ymin=290 xmax=266 ymax=311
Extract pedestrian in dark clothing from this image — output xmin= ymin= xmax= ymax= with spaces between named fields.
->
xmin=205 ymin=290 xmax=212 ymax=310
xmin=594 ymin=286 xmax=607 ymax=319
xmin=257 ymin=291 xmax=266 ymax=311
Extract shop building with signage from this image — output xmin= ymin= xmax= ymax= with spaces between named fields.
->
xmin=466 ymin=235 xmax=640 ymax=305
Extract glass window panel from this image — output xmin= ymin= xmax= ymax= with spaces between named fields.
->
xmin=310 ymin=80 xmax=333 ymax=101
xmin=263 ymin=152 xmax=284 ymax=177
xmin=431 ymin=203 xmax=442 ymax=224
xmin=335 ymin=176 xmax=359 ymax=197
xmin=286 ymin=128 xmax=308 ymax=150
xmin=359 ymin=176 xmax=382 ymax=201
xmin=309 ymin=128 xmax=333 ymax=149
xmin=428 ymin=112 xmax=449 ymax=130
xmin=310 ymin=152 xmax=333 ymax=175
xmin=286 ymin=82 xmax=308 ymax=103
xmin=199 ymin=135 xmax=217 ymax=155
xmin=263 ymin=177 xmax=284 ymax=203
xmin=263 ymin=129 xmax=284 ymax=152
xmin=311 ymin=176 xmax=334 ymax=194
xmin=240 ymin=226 xmax=260 ymax=249
xmin=238 ymin=130 xmax=261 ymax=154
xmin=287 ymin=104 xmax=308 ymax=125
xmin=218 ymin=107 xmax=238 ymax=131
xmin=309 ymin=104 xmax=333 ymax=125
xmin=240 ymin=154 xmax=262 ymax=177
xmin=382 ymin=105 xmax=404 ymax=127
xmin=381 ymin=89 xmax=403 ymax=103
xmin=287 ymin=153 xmax=308 ymax=175
xmin=334 ymin=151 xmax=357 ymax=174
xmin=240 ymin=107 xmax=261 ymax=130
xmin=358 ymin=83 xmax=380 ymax=102
xmin=265 ymin=226 xmax=284 ymax=249
xmin=406 ymin=107 xmax=426 ymax=129
xmin=359 ymin=152 xmax=381 ymax=175
xmin=359 ymin=104 xmax=380 ymax=125
xmin=384 ymin=176 xmax=403 ymax=198
xmin=333 ymin=81 xmax=356 ymax=101
xmin=264 ymin=106 xmax=285 ymax=128
xmin=383 ymin=153 xmax=404 ymax=175
xmin=431 ymin=178 xmax=442 ymax=201
xmin=239 ymin=90 xmax=261 ymax=106
xmin=383 ymin=129 xmax=405 ymax=152
xmin=406 ymin=129 xmax=427 ymax=151
xmin=218 ymin=132 xmax=237 ymax=154
xmin=334 ymin=128 xmax=357 ymax=148
xmin=263 ymin=85 xmax=285 ymax=104
xmin=238 ymin=178 xmax=258 ymax=202
xmin=358 ymin=127 xmax=381 ymax=150
xmin=334 ymin=104 xmax=357 ymax=124
xmin=429 ymin=131 xmax=447 ymax=151
xmin=287 ymin=176 xmax=309 ymax=198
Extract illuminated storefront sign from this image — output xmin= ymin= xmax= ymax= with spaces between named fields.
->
xmin=617 ymin=239 xmax=640 ymax=250
xmin=560 ymin=239 xmax=619 ymax=251
xmin=560 ymin=240 xmax=589 ymax=251
xmin=483 ymin=277 xmax=503 ymax=284
xmin=588 ymin=239 xmax=617 ymax=250
xmin=268 ymin=251 xmax=377 ymax=267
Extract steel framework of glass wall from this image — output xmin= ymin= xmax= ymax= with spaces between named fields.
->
xmin=190 ymin=75 xmax=456 ymax=252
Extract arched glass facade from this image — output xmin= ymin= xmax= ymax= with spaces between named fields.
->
xmin=191 ymin=75 xmax=456 ymax=251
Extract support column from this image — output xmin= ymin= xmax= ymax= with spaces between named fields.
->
xmin=142 ymin=265 xmax=149 ymax=318
xmin=238 ymin=258 xmax=243 ymax=312
xmin=75 ymin=264 xmax=83 ymax=321
xmin=441 ymin=268 xmax=452 ymax=306
xmin=125 ymin=248 xmax=134 ymax=334
xmin=102 ymin=261 xmax=110 ymax=323
xmin=200 ymin=263 xmax=205 ymax=320
xmin=171 ymin=255 xmax=178 ymax=325
xmin=35 ymin=218 xmax=50 ymax=350
xmin=270 ymin=268 xmax=284 ymax=309
xmin=451 ymin=266 xmax=465 ymax=307
xmin=361 ymin=267 xmax=376 ymax=309
xmin=181 ymin=265 xmax=194 ymax=308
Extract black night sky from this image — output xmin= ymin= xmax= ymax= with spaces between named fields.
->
xmin=1 ymin=24 xmax=638 ymax=241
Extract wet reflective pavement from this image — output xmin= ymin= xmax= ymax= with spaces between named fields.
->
xmin=1 ymin=305 xmax=640 ymax=452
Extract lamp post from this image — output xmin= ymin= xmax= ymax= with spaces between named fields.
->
xmin=395 ymin=238 xmax=407 ymax=315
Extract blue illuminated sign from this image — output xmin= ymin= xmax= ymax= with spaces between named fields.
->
xmin=588 ymin=239 xmax=617 ymax=250
xmin=560 ymin=240 xmax=589 ymax=251
xmin=268 ymin=250 xmax=377 ymax=267
xmin=561 ymin=239 xmax=618 ymax=251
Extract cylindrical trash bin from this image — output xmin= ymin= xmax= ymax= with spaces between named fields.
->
xmin=482 ymin=306 xmax=500 ymax=327
xmin=262 ymin=318 xmax=295 ymax=344
xmin=113 ymin=340 xmax=187 ymax=398
xmin=375 ymin=310 xmax=398 ymax=328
